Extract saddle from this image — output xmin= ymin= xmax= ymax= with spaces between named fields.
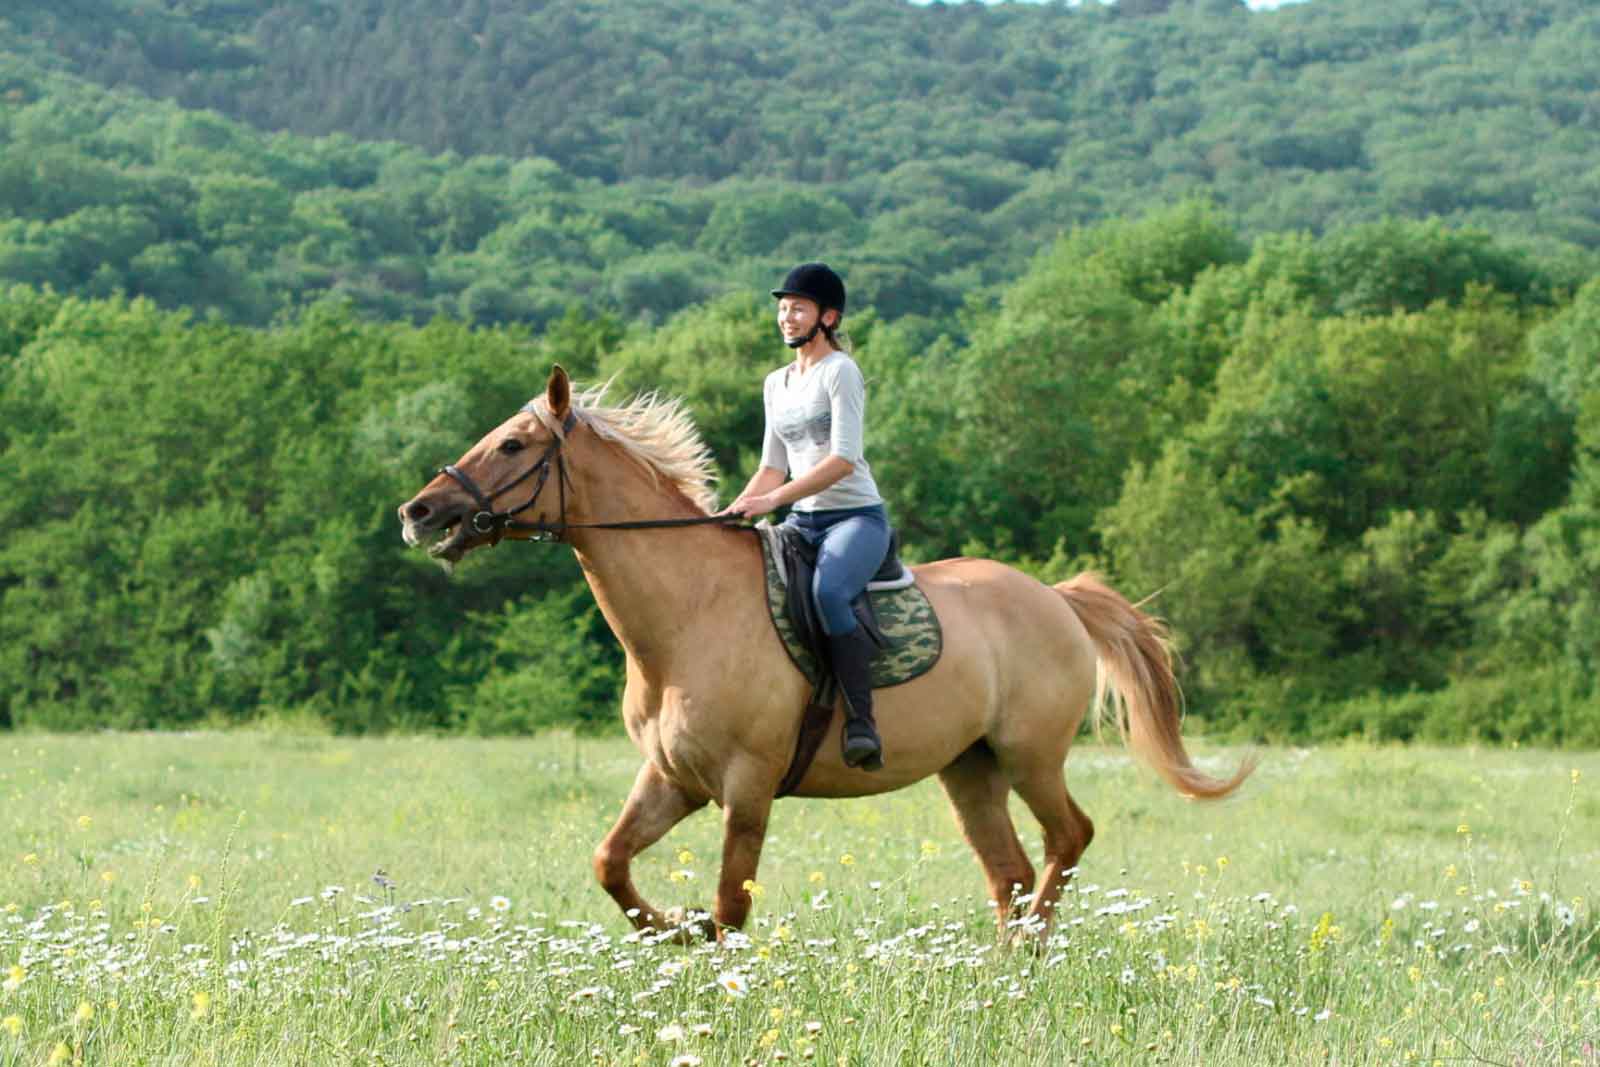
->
xmin=755 ymin=522 xmax=942 ymax=796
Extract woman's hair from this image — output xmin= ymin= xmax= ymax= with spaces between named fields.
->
xmin=823 ymin=317 xmax=853 ymax=354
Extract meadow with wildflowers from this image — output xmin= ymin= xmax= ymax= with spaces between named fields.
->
xmin=0 ymin=732 xmax=1595 ymax=1066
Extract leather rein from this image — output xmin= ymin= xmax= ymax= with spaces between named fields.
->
xmin=436 ymin=404 xmax=744 ymax=545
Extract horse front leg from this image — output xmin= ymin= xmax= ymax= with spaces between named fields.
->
xmin=712 ymin=788 xmax=775 ymax=934
xmin=593 ymin=761 xmax=708 ymax=933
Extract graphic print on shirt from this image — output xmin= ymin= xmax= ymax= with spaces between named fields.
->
xmin=774 ymin=399 xmax=832 ymax=450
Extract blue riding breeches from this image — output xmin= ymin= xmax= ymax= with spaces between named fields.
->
xmin=781 ymin=504 xmax=892 ymax=636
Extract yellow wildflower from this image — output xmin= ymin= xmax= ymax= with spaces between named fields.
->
xmin=191 ymin=990 xmax=211 ymax=1019
xmin=75 ymin=1001 xmax=94 ymax=1025
xmin=76 ymin=816 xmax=91 ymax=830
xmin=48 ymin=1043 xmax=70 ymax=1065
xmin=838 ymin=853 xmax=855 ymax=867
xmin=1 ymin=1015 xmax=20 ymax=1037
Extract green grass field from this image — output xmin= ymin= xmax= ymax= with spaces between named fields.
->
xmin=0 ymin=731 xmax=1595 ymax=1066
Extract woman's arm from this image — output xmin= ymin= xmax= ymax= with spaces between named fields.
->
xmin=723 ymin=456 xmax=854 ymax=518
xmin=724 ymin=465 xmax=786 ymax=514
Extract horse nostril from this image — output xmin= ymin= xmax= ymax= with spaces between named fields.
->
xmin=406 ymin=501 xmax=430 ymax=522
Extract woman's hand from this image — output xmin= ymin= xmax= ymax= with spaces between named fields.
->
xmin=720 ymin=491 xmax=782 ymax=518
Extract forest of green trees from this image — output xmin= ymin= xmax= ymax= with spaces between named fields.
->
xmin=2 ymin=0 xmax=1598 ymax=743
xmin=4 ymin=0 xmax=1599 ymax=329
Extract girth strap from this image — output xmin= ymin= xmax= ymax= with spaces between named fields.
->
xmin=775 ymin=677 xmax=836 ymax=799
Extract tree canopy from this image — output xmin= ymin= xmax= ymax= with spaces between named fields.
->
xmin=2 ymin=0 xmax=1599 ymax=332
xmin=1 ymin=0 xmax=1598 ymax=744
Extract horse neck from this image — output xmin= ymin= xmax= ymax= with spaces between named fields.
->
xmin=563 ymin=443 xmax=754 ymax=673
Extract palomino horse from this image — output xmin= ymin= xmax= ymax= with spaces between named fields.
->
xmin=398 ymin=367 xmax=1252 ymax=941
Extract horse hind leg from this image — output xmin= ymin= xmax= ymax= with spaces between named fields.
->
xmin=1006 ymin=764 xmax=1094 ymax=942
xmin=938 ymin=743 xmax=1036 ymax=937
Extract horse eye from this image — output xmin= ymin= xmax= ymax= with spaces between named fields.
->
xmin=500 ymin=437 xmax=525 ymax=454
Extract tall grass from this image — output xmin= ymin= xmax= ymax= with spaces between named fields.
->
xmin=0 ymin=733 xmax=1595 ymax=1065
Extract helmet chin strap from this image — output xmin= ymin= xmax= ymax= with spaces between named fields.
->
xmin=784 ymin=314 xmax=836 ymax=350
xmin=784 ymin=321 xmax=822 ymax=349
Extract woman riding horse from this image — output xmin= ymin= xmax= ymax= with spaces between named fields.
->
xmin=397 ymin=357 xmax=1252 ymax=945
xmin=721 ymin=263 xmax=889 ymax=772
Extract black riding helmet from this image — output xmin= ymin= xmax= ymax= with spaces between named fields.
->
xmin=772 ymin=262 xmax=846 ymax=314
xmin=771 ymin=262 xmax=846 ymax=349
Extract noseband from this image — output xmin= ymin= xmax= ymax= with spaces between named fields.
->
xmin=438 ymin=405 xmax=578 ymax=543
xmin=436 ymin=405 xmax=743 ymax=545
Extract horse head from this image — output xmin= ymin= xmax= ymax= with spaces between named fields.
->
xmin=397 ymin=365 xmax=577 ymax=566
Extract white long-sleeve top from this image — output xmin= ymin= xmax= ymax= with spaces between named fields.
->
xmin=760 ymin=350 xmax=883 ymax=512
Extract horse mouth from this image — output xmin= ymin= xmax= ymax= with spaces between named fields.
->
xmin=427 ymin=519 xmax=473 ymax=563
xmin=401 ymin=507 xmax=478 ymax=568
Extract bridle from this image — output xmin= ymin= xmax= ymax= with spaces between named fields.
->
xmin=436 ymin=404 xmax=743 ymax=545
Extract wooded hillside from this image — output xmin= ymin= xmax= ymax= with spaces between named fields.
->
xmin=3 ymin=0 xmax=1599 ymax=332
xmin=1 ymin=1 xmax=1597 ymax=742
xmin=3 ymin=208 xmax=1596 ymax=742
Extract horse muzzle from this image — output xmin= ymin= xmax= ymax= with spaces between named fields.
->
xmin=398 ymin=494 xmax=482 ymax=562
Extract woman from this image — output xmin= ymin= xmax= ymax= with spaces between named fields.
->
xmin=723 ymin=263 xmax=890 ymax=771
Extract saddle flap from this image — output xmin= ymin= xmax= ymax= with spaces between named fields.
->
xmin=756 ymin=524 xmax=942 ymax=691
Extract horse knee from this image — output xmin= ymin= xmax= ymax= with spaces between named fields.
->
xmin=592 ymin=841 xmax=629 ymax=894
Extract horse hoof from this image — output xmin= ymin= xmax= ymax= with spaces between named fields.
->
xmin=661 ymin=906 xmax=716 ymax=944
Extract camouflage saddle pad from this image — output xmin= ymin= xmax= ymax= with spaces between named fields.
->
xmin=757 ymin=526 xmax=942 ymax=689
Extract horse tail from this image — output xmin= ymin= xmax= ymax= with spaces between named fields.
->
xmin=1054 ymin=573 xmax=1254 ymax=800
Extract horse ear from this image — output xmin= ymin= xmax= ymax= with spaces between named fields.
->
xmin=546 ymin=364 xmax=571 ymax=420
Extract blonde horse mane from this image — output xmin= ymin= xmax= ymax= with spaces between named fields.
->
xmin=529 ymin=381 xmax=720 ymax=514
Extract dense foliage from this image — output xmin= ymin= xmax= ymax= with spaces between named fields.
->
xmin=2 ymin=207 xmax=1597 ymax=742
xmin=2 ymin=1 xmax=1598 ymax=743
xmin=4 ymin=0 xmax=1600 ymax=331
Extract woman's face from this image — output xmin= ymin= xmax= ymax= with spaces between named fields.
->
xmin=777 ymin=296 xmax=833 ymax=345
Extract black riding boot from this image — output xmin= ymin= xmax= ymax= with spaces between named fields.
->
xmin=828 ymin=627 xmax=884 ymax=771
